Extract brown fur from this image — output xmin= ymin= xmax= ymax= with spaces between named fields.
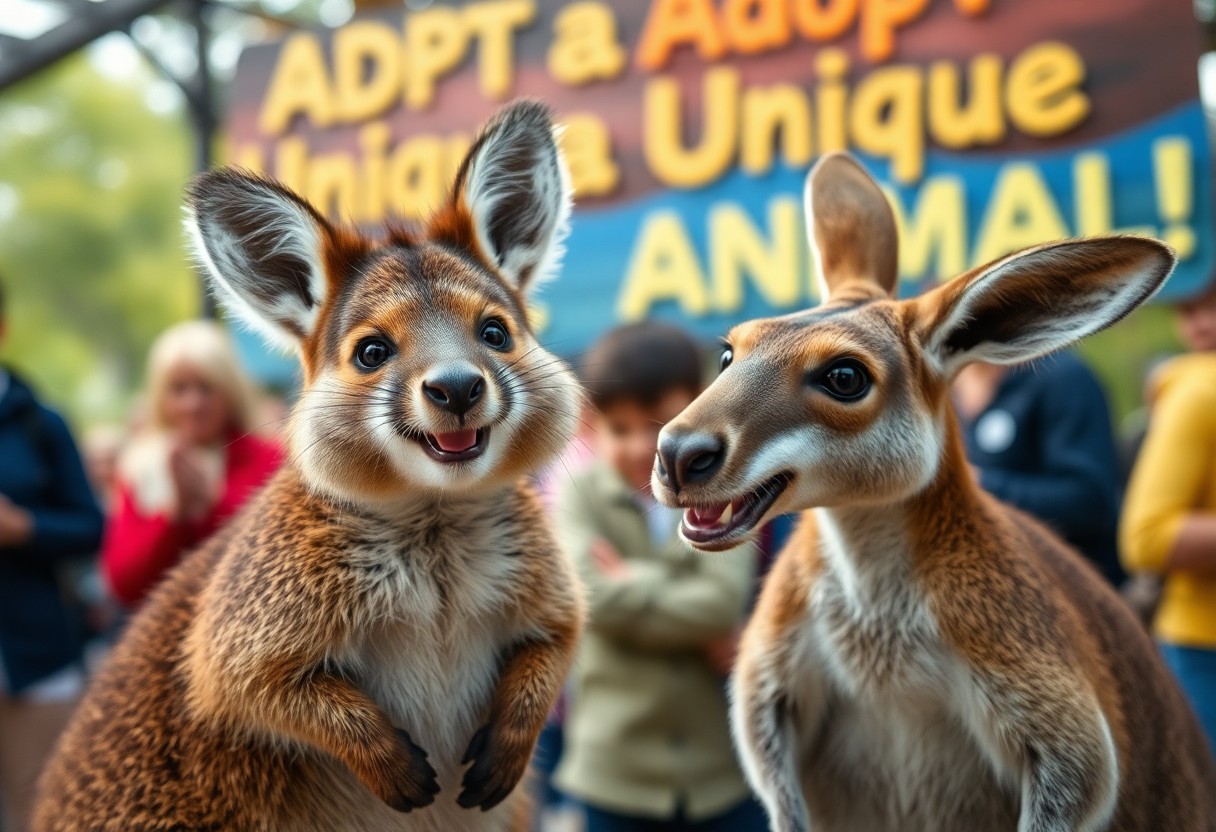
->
xmin=33 ymin=101 xmax=584 ymax=832
xmin=654 ymin=153 xmax=1216 ymax=831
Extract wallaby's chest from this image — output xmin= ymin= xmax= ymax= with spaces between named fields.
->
xmin=794 ymin=565 xmax=1018 ymax=829
xmin=339 ymin=511 xmax=529 ymax=761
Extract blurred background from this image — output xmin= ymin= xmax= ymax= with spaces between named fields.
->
xmin=1 ymin=0 xmax=1213 ymax=427
xmin=5 ymin=3 xmax=1216 ymax=831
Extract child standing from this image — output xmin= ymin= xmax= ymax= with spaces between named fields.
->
xmin=554 ymin=323 xmax=765 ymax=832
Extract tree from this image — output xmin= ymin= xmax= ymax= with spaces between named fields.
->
xmin=0 ymin=51 xmax=198 ymax=428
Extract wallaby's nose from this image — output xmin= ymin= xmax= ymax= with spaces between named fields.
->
xmin=422 ymin=363 xmax=485 ymax=417
xmin=656 ymin=431 xmax=724 ymax=492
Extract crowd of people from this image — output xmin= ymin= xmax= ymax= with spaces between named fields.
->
xmin=1 ymin=269 xmax=1215 ymax=831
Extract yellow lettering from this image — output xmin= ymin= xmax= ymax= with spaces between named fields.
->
xmin=307 ymin=153 xmax=359 ymax=219
xmin=849 ymin=64 xmax=924 ymax=183
xmin=710 ymin=199 xmax=802 ymax=311
xmin=815 ymin=49 xmax=850 ymax=154
xmin=740 ymin=84 xmax=813 ymax=174
xmin=974 ymin=163 xmax=1069 ymax=264
xmin=387 ymin=136 xmax=448 ymax=220
xmin=547 ymin=1 xmax=627 ymax=85
xmin=927 ymin=54 xmax=1004 ymax=149
xmin=885 ymin=177 xmax=967 ymax=280
xmin=258 ymin=34 xmax=334 ymax=134
xmin=333 ymin=22 xmax=402 ymax=123
xmin=405 ymin=7 xmax=470 ymax=110
xmin=358 ymin=122 xmax=392 ymax=222
xmin=644 ymin=67 xmax=740 ymax=189
xmin=619 ymin=212 xmax=710 ymax=320
xmin=1006 ymin=41 xmax=1089 ymax=138
xmin=560 ymin=114 xmax=621 ymax=197
xmin=466 ymin=0 xmax=535 ymax=101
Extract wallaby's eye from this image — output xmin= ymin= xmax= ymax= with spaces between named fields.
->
xmin=720 ymin=346 xmax=733 ymax=371
xmin=817 ymin=359 xmax=870 ymax=401
xmin=479 ymin=319 xmax=512 ymax=351
xmin=354 ymin=338 xmax=393 ymax=371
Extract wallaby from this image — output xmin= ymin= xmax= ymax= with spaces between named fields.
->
xmin=651 ymin=152 xmax=1216 ymax=831
xmin=34 ymin=101 xmax=584 ymax=832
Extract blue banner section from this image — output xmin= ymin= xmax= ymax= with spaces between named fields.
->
xmin=538 ymin=102 xmax=1212 ymax=359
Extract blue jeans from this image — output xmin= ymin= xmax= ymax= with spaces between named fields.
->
xmin=582 ymin=798 xmax=769 ymax=832
xmin=1160 ymin=642 xmax=1216 ymax=758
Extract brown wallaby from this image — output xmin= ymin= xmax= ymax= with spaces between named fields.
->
xmin=34 ymin=101 xmax=585 ymax=832
xmin=651 ymin=152 xmax=1216 ymax=831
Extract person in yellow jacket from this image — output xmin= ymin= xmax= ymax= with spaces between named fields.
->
xmin=1121 ymin=279 xmax=1216 ymax=755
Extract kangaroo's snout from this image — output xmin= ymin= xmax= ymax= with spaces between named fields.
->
xmin=656 ymin=430 xmax=725 ymax=492
xmin=422 ymin=362 xmax=486 ymax=417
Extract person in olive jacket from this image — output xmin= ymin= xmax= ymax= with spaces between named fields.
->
xmin=0 ymin=278 xmax=103 ymax=831
xmin=555 ymin=323 xmax=765 ymax=832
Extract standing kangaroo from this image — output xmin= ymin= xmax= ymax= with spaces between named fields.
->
xmin=651 ymin=153 xmax=1216 ymax=831
xmin=34 ymin=101 xmax=584 ymax=832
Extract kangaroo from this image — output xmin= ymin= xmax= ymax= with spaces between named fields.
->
xmin=651 ymin=152 xmax=1216 ymax=831
xmin=34 ymin=101 xmax=584 ymax=832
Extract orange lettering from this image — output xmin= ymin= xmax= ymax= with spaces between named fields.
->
xmin=636 ymin=0 xmax=727 ymax=70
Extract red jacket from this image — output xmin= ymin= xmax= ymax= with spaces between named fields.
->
xmin=102 ymin=433 xmax=283 ymax=607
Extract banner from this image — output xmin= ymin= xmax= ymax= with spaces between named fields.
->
xmin=225 ymin=0 xmax=1210 ymax=370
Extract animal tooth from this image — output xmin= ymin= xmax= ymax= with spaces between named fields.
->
xmin=718 ymin=503 xmax=733 ymax=526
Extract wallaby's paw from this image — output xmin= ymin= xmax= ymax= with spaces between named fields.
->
xmin=374 ymin=728 xmax=441 ymax=812
xmin=457 ymin=723 xmax=529 ymax=811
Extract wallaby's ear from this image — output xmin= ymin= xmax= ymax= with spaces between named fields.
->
xmin=185 ymin=168 xmax=335 ymax=348
xmin=920 ymin=236 xmax=1175 ymax=375
xmin=442 ymin=99 xmax=572 ymax=294
xmin=804 ymin=152 xmax=899 ymax=302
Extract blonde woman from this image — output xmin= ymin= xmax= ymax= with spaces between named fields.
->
xmin=101 ymin=321 xmax=282 ymax=608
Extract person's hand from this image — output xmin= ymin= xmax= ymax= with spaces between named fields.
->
xmin=169 ymin=443 xmax=218 ymax=522
xmin=702 ymin=630 xmax=741 ymax=676
xmin=0 ymin=493 xmax=34 ymax=547
xmin=590 ymin=538 xmax=631 ymax=580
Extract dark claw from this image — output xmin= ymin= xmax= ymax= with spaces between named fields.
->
xmin=462 ymin=724 xmax=491 ymax=765
xmin=459 ymin=722 xmax=528 ymax=810
xmin=387 ymin=727 xmax=440 ymax=812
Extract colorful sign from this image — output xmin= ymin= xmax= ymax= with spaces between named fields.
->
xmin=225 ymin=0 xmax=1210 ymax=372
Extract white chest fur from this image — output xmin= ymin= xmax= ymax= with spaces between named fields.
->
xmin=339 ymin=500 xmax=529 ymax=768
xmin=300 ymin=499 xmax=534 ymax=832
xmin=791 ymin=510 xmax=1019 ymax=830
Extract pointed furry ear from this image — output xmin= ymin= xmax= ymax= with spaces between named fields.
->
xmin=804 ymin=152 xmax=899 ymax=302
xmin=921 ymin=236 xmax=1175 ymax=375
xmin=448 ymin=100 xmax=572 ymax=293
xmin=185 ymin=169 xmax=333 ymax=348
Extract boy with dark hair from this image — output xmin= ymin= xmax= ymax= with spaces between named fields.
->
xmin=555 ymin=322 xmax=765 ymax=832
xmin=0 ymin=275 xmax=104 ymax=830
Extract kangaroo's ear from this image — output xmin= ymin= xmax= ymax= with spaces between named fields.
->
xmin=185 ymin=169 xmax=335 ymax=348
xmin=441 ymin=100 xmax=572 ymax=294
xmin=920 ymin=236 xmax=1175 ymax=375
xmin=804 ymin=152 xmax=899 ymax=303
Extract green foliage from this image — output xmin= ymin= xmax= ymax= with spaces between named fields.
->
xmin=0 ymin=52 xmax=198 ymax=429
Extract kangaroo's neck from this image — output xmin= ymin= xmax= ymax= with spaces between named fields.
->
xmin=811 ymin=415 xmax=992 ymax=602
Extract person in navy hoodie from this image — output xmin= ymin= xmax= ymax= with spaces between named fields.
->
xmin=0 ymin=278 xmax=103 ymax=831
xmin=954 ymin=352 xmax=1125 ymax=588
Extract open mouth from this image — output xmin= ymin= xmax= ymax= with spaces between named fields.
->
xmin=414 ymin=427 xmax=490 ymax=463
xmin=680 ymin=472 xmax=792 ymax=549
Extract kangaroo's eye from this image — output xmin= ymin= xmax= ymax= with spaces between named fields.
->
xmin=817 ymin=359 xmax=870 ymax=401
xmin=720 ymin=347 xmax=733 ymax=371
xmin=354 ymin=338 xmax=393 ymax=371
xmin=479 ymin=319 xmax=512 ymax=351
